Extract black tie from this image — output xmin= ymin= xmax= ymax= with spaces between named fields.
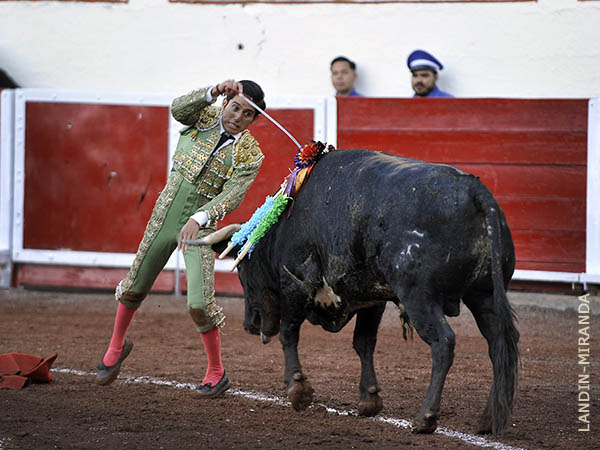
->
xmin=215 ymin=132 xmax=233 ymax=149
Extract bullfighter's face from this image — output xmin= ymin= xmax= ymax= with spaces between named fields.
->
xmin=221 ymin=95 xmax=258 ymax=135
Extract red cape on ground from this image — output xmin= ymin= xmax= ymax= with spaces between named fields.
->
xmin=0 ymin=352 xmax=58 ymax=389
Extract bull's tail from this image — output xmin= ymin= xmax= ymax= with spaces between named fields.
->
xmin=472 ymin=179 xmax=520 ymax=435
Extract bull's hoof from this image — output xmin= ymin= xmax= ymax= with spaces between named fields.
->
xmin=476 ymin=415 xmax=493 ymax=434
xmin=358 ymin=385 xmax=383 ymax=417
xmin=477 ymin=424 xmax=492 ymax=434
xmin=288 ymin=372 xmax=314 ymax=411
xmin=476 ymin=403 xmax=493 ymax=434
xmin=412 ymin=412 xmax=438 ymax=434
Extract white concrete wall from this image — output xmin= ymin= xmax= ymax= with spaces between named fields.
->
xmin=1 ymin=0 xmax=599 ymax=99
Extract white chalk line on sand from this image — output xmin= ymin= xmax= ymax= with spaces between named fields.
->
xmin=48 ymin=368 xmax=525 ymax=450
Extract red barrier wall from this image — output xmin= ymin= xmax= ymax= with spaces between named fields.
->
xmin=337 ymin=97 xmax=588 ymax=273
xmin=13 ymin=97 xmax=588 ymax=294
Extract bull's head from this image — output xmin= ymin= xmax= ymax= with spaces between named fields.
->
xmin=238 ymin=262 xmax=281 ymax=344
xmin=186 ymin=225 xmax=282 ymax=344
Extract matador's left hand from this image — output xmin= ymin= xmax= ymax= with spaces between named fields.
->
xmin=178 ymin=218 xmax=200 ymax=253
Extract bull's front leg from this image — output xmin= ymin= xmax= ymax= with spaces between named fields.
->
xmin=353 ymin=303 xmax=386 ymax=416
xmin=279 ymin=320 xmax=314 ymax=411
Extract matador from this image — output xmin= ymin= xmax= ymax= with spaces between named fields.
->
xmin=95 ymin=80 xmax=266 ymax=398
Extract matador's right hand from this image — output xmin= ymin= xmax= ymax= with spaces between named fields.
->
xmin=178 ymin=218 xmax=201 ymax=253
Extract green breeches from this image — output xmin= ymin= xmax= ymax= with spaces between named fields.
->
xmin=115 ymin=171 xmax=225 ymax=333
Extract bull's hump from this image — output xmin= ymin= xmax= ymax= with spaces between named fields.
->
xmin=354 ymin=150 xmax=466 ymax=176
xmin=378 ymin=153 xmax=422 ymax=169
xmin=367 ymin=151 xmax=421 ymax=168
xmin=337 ymin=151 xmax=420 ymax=176
xmin=344 ymin=151 xmax=424 ymax=172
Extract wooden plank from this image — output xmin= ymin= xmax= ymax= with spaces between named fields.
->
xmin=512 ymin=230 xmax=585 ymax=264
xmin=497 ymin=196 xmax=586 ymax=232
xmin=214 ymin=272 xmax=243 ymax=296
xmin=14 ymin=264 xmax=173 ymax=292
xmin=337 ymin=130 xmax=587 ymax=165
xmin=13 ymin=264 xmax=244 ymax=297
xmin=515 ymin=262 xmax=585 ymax=273
xmin=181 ymin=271 xmax=243 ymax=297
xmin=338 ymin=98 xmax=588 ymax=132
xmin=455 ymin=164 xmax=586 ymax=198
xmin=509 ymin=280 xmax=582 ymax=294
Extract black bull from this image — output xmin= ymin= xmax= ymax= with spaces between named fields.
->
xmin=204 ymin=149 xmax=519 ymax=435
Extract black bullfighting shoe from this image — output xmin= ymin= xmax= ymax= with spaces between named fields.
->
xmin=95 ymin=339 xmax=134 ymax=386
xmin=196 ymin=372 xmax=230 ymax=399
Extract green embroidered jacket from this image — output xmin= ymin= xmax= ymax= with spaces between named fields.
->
xmin=171 ymin=87 xmax=264 ymax=226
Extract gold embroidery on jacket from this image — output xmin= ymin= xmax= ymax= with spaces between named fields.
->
xmin=172 ymin=127 xmax=220 ymax=183
xmin=234 ymin=132 xmax=263 ymax=169
xmin=196 ymin=106 xmax=220 ymax=131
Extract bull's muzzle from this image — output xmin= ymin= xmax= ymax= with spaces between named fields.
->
xmin=243 ymin=310 xmax=261 ymax=336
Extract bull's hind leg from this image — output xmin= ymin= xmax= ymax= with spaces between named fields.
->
xmin=403 ymin=296 xmax=456 ymax=433
xmin=279 ymin=321 xmax=314 ymax=411
xmin=463 ymin=292 xmax=519 ymax=435
xmin=353 ymin=303 xmax=386 ymax=416
xmin=465 ymin=296 xmax=496 ymax=433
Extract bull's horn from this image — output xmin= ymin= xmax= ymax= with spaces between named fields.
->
xmin=183 ymin=223 xmax=241 ymax=246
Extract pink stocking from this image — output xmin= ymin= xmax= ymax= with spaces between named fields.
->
xmin=102 ymin=303 xmax=136 ymax=366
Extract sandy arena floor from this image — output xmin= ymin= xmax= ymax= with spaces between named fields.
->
xmin=0 ymin=288 xmax=598 ymax=450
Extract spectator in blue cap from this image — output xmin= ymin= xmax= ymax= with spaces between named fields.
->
xmin=407 ymin=50 xmax=453 ymax=98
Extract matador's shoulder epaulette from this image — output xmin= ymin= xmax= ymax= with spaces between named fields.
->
xmin=234 ymin=132 xmax=263 ymax=169
xmin=195 ymin=106 xmax=221 ymax=131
